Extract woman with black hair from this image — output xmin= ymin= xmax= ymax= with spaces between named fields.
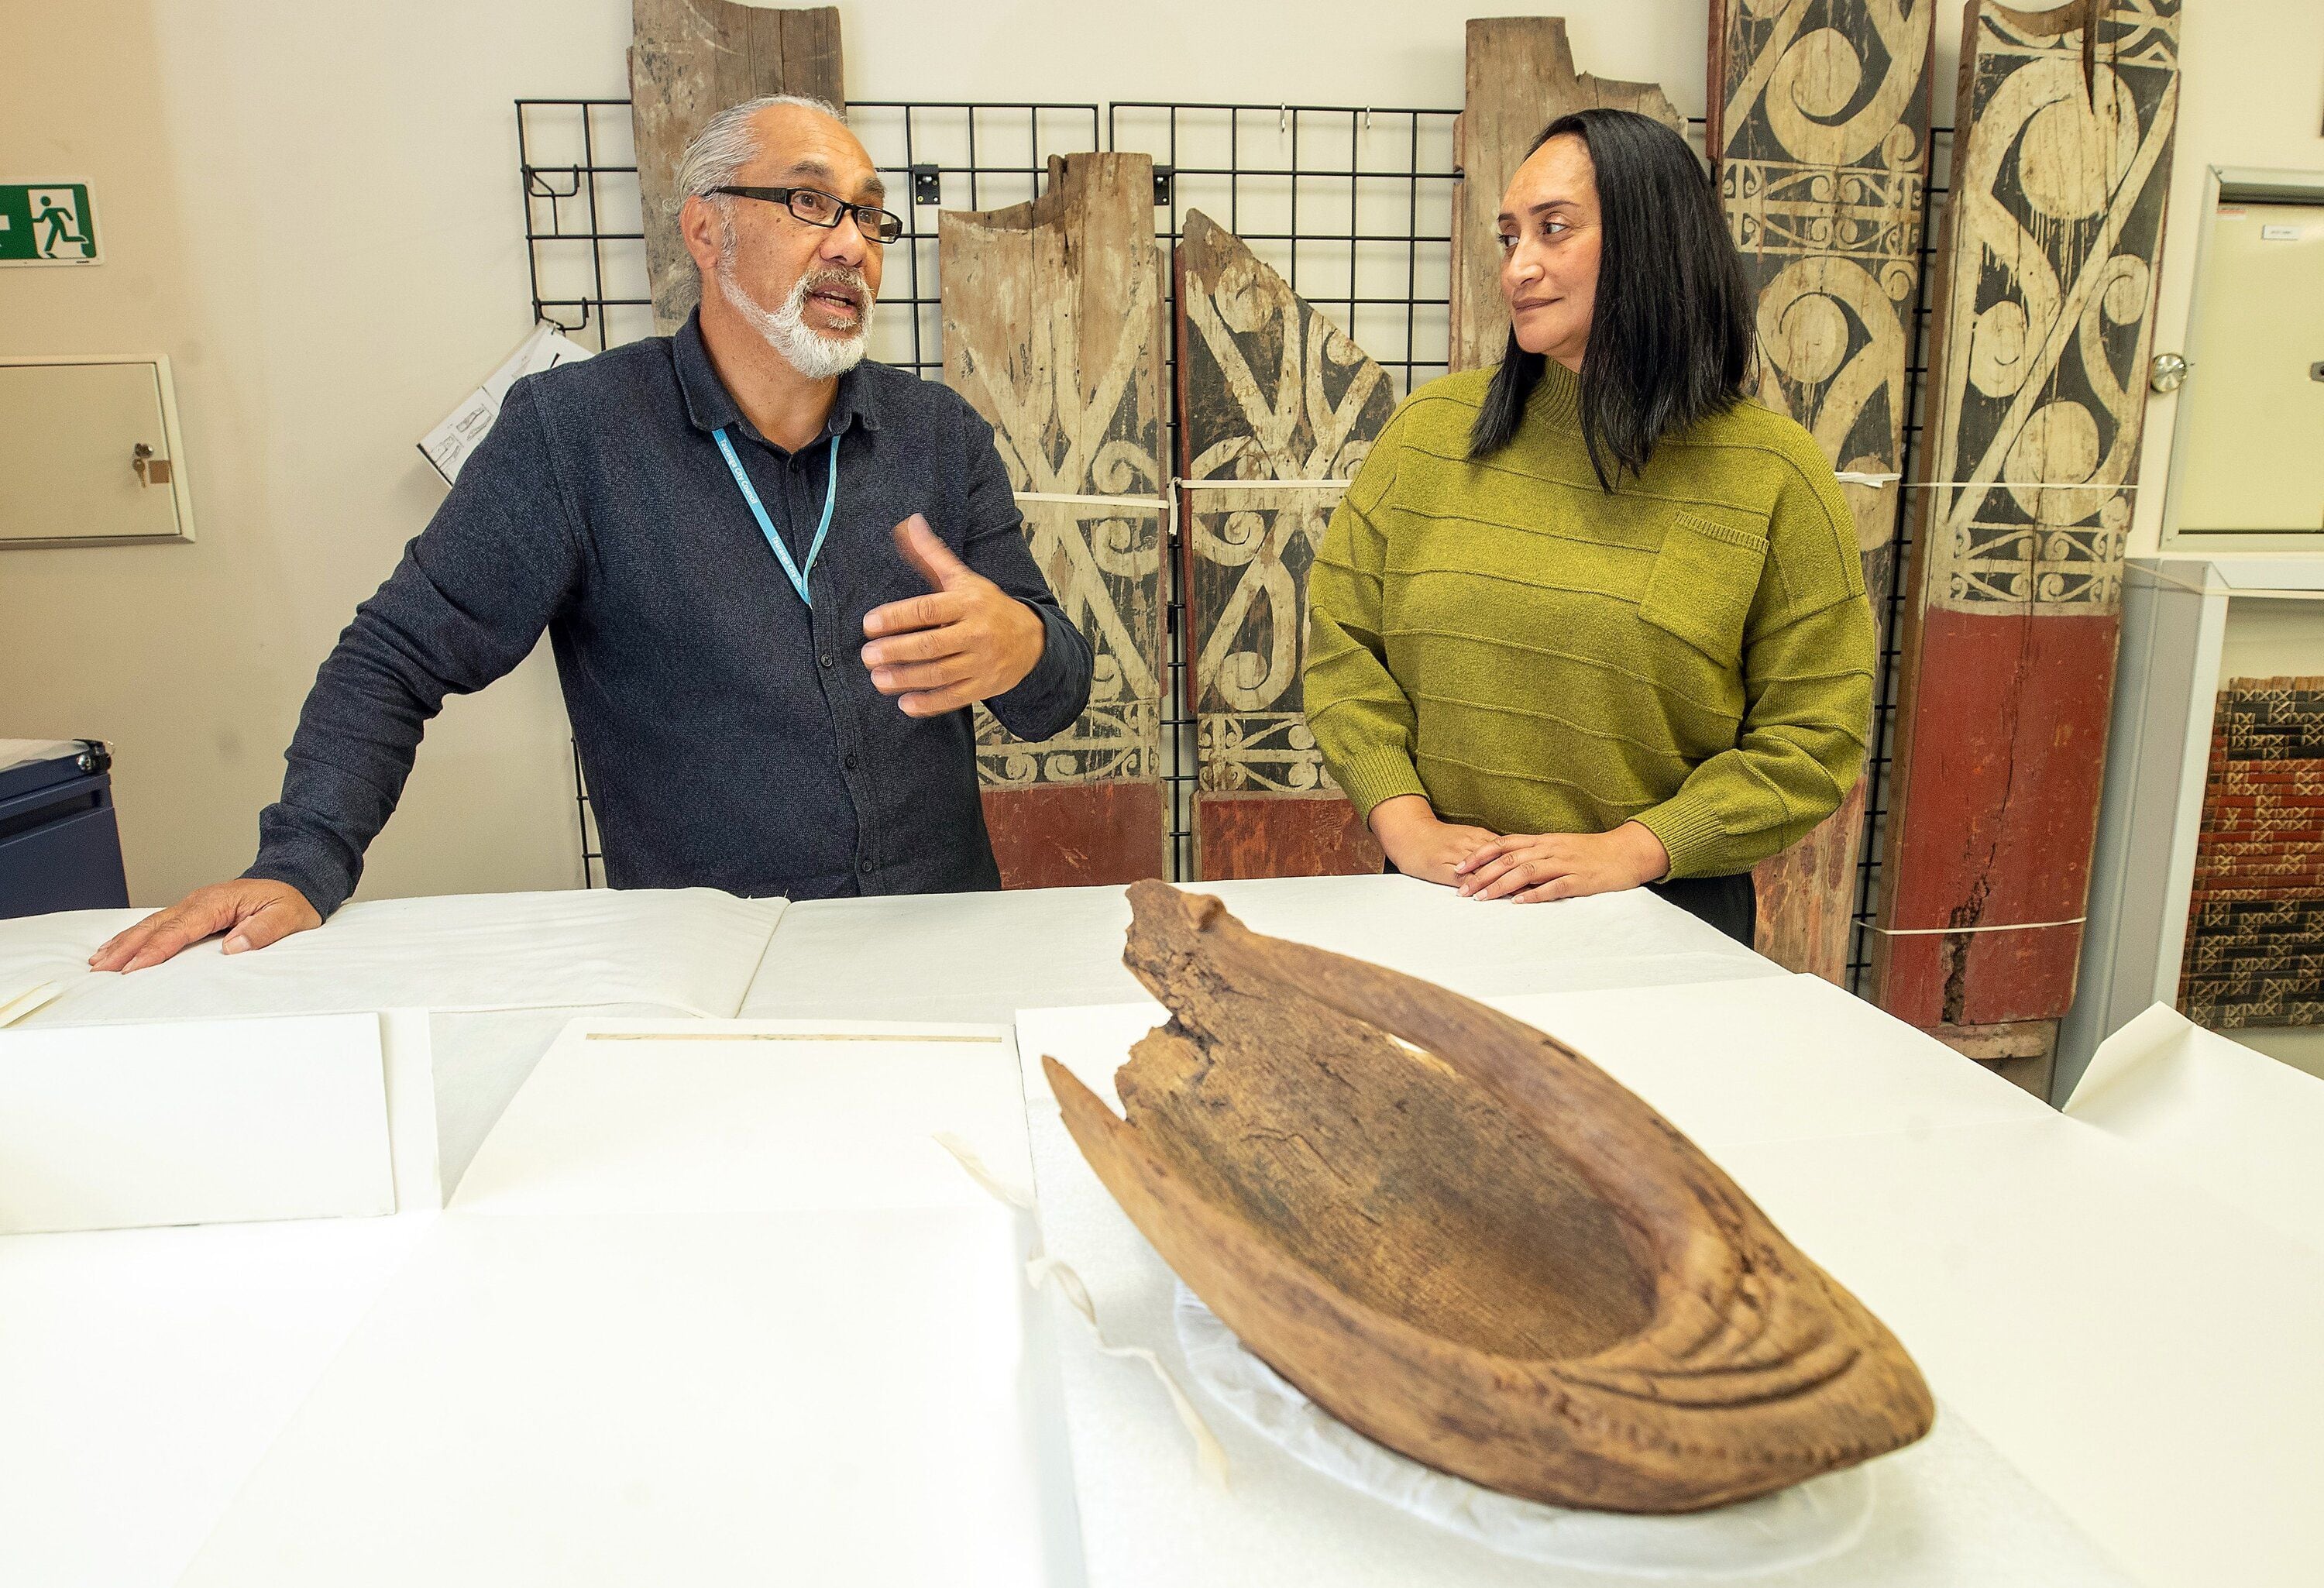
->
xmin=1303 ymin=108 xmax=1875 ymax=945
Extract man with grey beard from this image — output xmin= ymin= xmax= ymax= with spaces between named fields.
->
xmin=94 ymin=96 xmax=1095 ymax=970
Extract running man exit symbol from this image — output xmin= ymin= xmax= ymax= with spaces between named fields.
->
xmin=0 ymin=183 xmax=100 ymax=264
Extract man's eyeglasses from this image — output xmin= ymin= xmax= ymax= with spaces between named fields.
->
xmin=710 ymin=185 xmax=904 ymax=245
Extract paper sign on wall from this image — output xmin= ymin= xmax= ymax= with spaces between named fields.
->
xmin=418 ymin=320 xmax=593 ymax=486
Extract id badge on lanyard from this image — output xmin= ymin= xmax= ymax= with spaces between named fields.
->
xmin=713 ymin=427 xmax=840 ymax=607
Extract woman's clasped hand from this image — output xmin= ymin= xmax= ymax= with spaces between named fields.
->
xmin=1367 ymin=795 xmax=1671 ymax=902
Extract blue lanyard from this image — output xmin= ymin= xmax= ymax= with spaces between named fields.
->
xmin=713 ymin=426 xmax=839 ymax=608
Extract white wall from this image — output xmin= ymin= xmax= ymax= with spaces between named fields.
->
xmin=3 ymin=0 xmax=2315 ymax=907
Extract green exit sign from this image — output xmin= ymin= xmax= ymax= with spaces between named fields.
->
xmin=0 ymin=183 xmax=99 ymax=265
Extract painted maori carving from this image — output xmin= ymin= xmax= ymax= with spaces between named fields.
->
xmin=1871 ymin=0 xmax=2181 ymax=1038
xmin=2179 ymin=678 xmax=2324 ymax=1030
xmin=1709 ymin=0 xmax=1937 ymax=982
xmin=629 ymin=2 xmax=845 ymax=335
xmin=941 ymin=154 xmax=1170 ymax=889
xmin=1175 ymin=211 xmax=1391 ymax=880
xmin=1050 ymin=883 xmax=1934 ymax=1511
xmin=1449 ymin=17 xmax=1686 ymax=373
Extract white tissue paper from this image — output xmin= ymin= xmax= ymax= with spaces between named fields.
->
xmin=1173 ymin=1282 xmax=1872 ymax=1578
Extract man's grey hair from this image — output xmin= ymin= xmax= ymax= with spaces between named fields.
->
xmin=673 ymin=94 xmax=847 ymax=216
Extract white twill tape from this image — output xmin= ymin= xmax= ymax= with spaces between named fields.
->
xmin=1012 ymin=490 xmax=1171 ymax=510
xmin=933 ymin=1131 xmax=1231 ymax=1487
xmin=0 ymin=981 xmax=60 ymax=1028
xmin=1176 ymin=478 xmax=1352 ymax=490
xmin=1867 ymin=916 xmax=2087 ymax=937
xmin=1840 ymin=476 xmax=2141 ymax=491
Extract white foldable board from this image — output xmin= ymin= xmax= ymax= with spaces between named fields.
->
xmin=449 ymin=1018 xmax=1031 ymax=1215
xmin=174 ymin=1210 xmax=1076 ymax=1588
xmin=177 ymin=1017 xmax=1077 ymax=1587
xmin=0 ymin=1012 xmax=422 ymax=1234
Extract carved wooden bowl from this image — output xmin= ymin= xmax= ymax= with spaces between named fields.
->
xmin=1044 ymin=882 xmax=1936 ymax=1513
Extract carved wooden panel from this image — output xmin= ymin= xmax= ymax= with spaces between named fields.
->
xmin=630 ymin=1 xmax=845 ymax=335
xmin=1871 ymin=0 xmax=2180 ymax=1031
xmin=1709 ymin=0 xmax=1937 ymax=983
xmin=1449 ymin=17 xmax=1686 ymax=373
xmin=1175 ymin=211 xmax=1390 ymax=880
xmin=942 ymin=153 xmax=1169 ymax=888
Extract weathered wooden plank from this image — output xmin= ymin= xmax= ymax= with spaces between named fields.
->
xmin=629 ymin=1 xmax=846 ymax=336
xmin=1174 ymin=211 xmax=1391 ymax=881
xmin=1708 ymin=0 xmax=1937 ymax=982
xmin=1050 ymin=883 xmax=1934 ymax=1511
xmin=980 ymin=781 xmax=1166 ymax=891
xmin=941 ymin=153 xmax=1170 ymax=889
xmin=1449 ymin=17 xmax=1686 ymax=373
xmin=1871 ymin=0 xmax=2181 ymax=1031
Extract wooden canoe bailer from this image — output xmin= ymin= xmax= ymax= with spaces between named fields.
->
xmin=1870 ymin=0 xmax=2181 ymax=1038
xmin=940 ymin=154 xmax=1171 ymax=888
xmin=1449 ymin=17 xmax=1685 ymax=373
xmin=628 ymin=1 xmax=846 ymax=335
xmin=1709 ymin=0 xmax=1937 ymax=984
xmin=1174 ymin=211 xmax=1391 ymax=880
xmin=1048 ymin=882 xmax=1934 ymax=1513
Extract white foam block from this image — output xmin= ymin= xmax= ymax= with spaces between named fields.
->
xmin=1012 ymin=1033 xmax=2134 ymax=1588
xmin=2065 ymin=1002 xmax=2324 ymax=1257
xmin=0 ymin=1215 xmax=432 ymax=1588
xmin=1717 ymin=1119 xmax=2324 ymax=1588
xmin=174 ymin=1209 xmax=1080 ymax=1588
xmin=449 ymin=1019 xmax=1033 ymax=1215
xmin=0 ymin=1013 xmax=394 ymax=1234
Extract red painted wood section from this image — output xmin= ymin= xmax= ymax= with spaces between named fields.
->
xmin=1195 ymin=794 xmax=1384 ymax=882
xmin=982 ymin=782 xmax=1167 ymax=891
xmin=1872 ymin=608 xmax=2119 ymax=1026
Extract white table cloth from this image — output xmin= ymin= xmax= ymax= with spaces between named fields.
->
xmin=2 ymin=878 xmax=2315 ymax=1588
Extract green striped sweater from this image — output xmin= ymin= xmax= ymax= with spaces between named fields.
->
xmin=1303 ymin=359 xmax=1877 ymax=880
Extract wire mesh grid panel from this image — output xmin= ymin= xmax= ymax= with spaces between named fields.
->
xmin=517 ymin=99 xmax=1100 ymax=366
xmin=1848 ymin=131 xmax=1953 ymax=996
xmin=1106 ymin=103 xmax=1463 ymax=878
xmin=511 ymin=96 xmax=1920 ymax=932
xmin=516 ymin=98 xmax=1098 ymax=884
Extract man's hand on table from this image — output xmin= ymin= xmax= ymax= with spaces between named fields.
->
xmin=1367 ymin=795 xmax=1500 ymax=888
xmin=861 ymin=514 xmax=1047 ymax=718
xmin=88 ymin=878 xmax=322 ymax=973
xmin=1455 ymin=821 xmax=1671 ymax=903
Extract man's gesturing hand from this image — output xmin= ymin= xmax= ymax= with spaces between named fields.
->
xmin=88 ymin=878 xmax=322 ymax=973
xmin=861 ymin=514 xmax=1047 ymax=718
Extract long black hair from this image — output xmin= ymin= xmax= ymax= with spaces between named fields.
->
xmin=1467 ymin=108 xmax=1755 ymax=490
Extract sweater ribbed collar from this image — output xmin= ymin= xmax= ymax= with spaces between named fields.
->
xmin=1525 ymin=356 xmax=1583 ymax=430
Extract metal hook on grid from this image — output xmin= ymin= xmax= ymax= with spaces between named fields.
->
xmin=1279 ymin=104 xmax=1287 ymax=135
xmin=524 ymin=165 xmax=583 ymax=201
xmin=535 ymin=301 xmax=593 ymax=337
xmin=1363 ymin=106 xmax=1372 ymax=132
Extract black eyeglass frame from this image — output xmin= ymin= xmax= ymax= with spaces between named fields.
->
xmin=708 ymin=184 xmax=904 ymax=245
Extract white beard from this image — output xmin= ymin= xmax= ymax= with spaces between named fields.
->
xmin=718 ymin=262 xmax=872 ymax=380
